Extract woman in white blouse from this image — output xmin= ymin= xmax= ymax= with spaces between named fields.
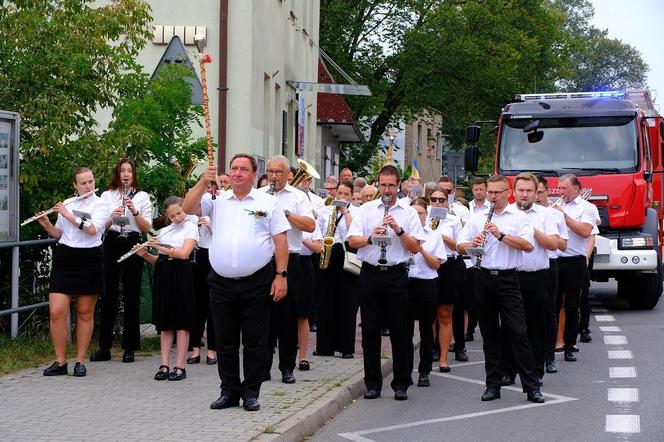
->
xmin=38 ymin=167 xmax=109 ymax=377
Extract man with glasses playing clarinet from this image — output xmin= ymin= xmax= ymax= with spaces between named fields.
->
xmin=457 ymin=175 xmax=545 ymax=404
xmin=347 ymin=165 xmax=425 ymax=401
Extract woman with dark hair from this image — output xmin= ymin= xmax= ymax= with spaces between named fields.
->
xmin=39 ymin=167 xmax=109 ymax=377
xmin=136 ymin=196 xmax=198 ymax=381
xmin=91 ymin=158 xmax=153 ymax=364
xmin=257 ymin=174 xmax=269 ymax=189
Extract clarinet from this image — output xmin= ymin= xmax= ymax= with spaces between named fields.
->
xmin=118 ymin=180 xmax=129 ymax=238
xmin=268 ymin=179 xmax=276 ymax=195
xmin=377 ymin=195 xmax=390 ymax=265
xmin=473 ymin=202 xmax=496 ymax=270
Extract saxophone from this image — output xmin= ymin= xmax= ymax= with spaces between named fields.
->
xmin=319 ymin=206 xmax=338 ymax=269
xmin=430 ymin=217 xmax=440 ymax=231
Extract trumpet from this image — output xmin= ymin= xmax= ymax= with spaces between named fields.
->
xmin=21 ymin=188 xmax=99 ymax=226
xmin=549 ymin=188 xmax=592 ymax=208
xmin=473 ymin=202 xmax=496 ymax=270
xmin=117 ymin=224 xmax=176 ymax=263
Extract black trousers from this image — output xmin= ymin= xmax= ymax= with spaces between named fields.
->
xmin=475 ymin=269 xmax=539 ymax=392
xmin=99 ymin=231 xmax=143 ymax=351
xmin=189 ymin=248 xmax=215 ymax=350
xmin=452 ymin=257 xmax=467 ymax=352
xmin=316 ymin=243 xmax=358 ymax=355
xmin=407 ymin=278 xmax=437 ymax=375
xmin=519 ymin=270 xmax=548 ymax=378
xmin=265 ymin=253 xmax=300 ymax=374
xmin=208 ymin=264 xmax=272 ymax=400
xmin=545 ymin=259 xmax=559 ymax=362
xmin=579 ymin=252 xmax=595 ymax=331
xmin=556 ymin=256 xmax=586 ymax=347
xmin=465 ymin=265 xmax=478 ymax=336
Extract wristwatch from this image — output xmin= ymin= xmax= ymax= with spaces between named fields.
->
xmin=396 ymin=227 xmax=405 ymax=237
xmin=498 ymin=233 xmax=506 ymax=242
xmin=284 ymin=210 xmax=291 ymax=218
xmin=277 ymin=270 xmax=288 ymax=278
xmin=367 ymin=236 xmax=373 ymax=245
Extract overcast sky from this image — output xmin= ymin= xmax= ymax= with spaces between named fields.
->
xmin=590 ymin=0 xmax=664 ymax=109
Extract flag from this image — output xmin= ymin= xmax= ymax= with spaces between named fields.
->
xmin=411 ymin=158 xmax=420 ymax=180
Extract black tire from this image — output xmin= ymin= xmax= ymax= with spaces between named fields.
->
xmin=620 ymin=263 xmax=662 ymax=310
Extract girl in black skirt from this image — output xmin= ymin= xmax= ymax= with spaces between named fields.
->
xmin=38 ymin=167 xmax=110 ymax=377
xmin=136 ymin=196 xmax=198 ymax=381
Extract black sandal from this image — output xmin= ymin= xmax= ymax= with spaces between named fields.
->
xmin=154 ymin=365 xmax=169 ymax=381
xmin=298 ymin=360 xmax=310 ymax=371
xmin=168 ymin=366 xmax=187 ymax=381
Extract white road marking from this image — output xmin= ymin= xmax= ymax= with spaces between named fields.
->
xmin=607 ymin=388 xmax=639 ymax=402
xmin=338 ymin=373 xmax=577 ymax=441
xmin=449 ymin=361 xmax=485 ymax=368
xmin=599 ymin=326 xmax=621 ymax=332
xmin=595 ymin=315 xmax=616 ymax=322
xmin=605 ymin=415 xmax=640 ymax=433
xmin=604 ymin=335 xmax=628 ymax=345
xmin=609 ymin=367 xmax=637 ymax=378
xmin=608 ymin=350 xmax=633 ymax=359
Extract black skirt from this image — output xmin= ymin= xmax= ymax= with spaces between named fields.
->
xmin=152 ymin=255 xmax=195 ymax=333
xmin=436 ymin=258 xmax=458 ymax=305
xmin=49 ymin=244 xmax=104 ymax=296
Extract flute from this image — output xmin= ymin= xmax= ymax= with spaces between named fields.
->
xmin=21 ymin=188 xmax=99 ymax=226
xmin=117 ymin=224 xmax=177 ymax=263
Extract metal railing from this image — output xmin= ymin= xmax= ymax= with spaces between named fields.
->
xmin=0 ymin=238 xmax=57 ymax=337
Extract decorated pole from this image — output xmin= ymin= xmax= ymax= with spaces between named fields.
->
xmin=194 ymin=33 xmax=218 ymax=199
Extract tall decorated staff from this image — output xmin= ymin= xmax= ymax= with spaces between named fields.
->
xmin=194 ymin=33 xmax=219 ymax=199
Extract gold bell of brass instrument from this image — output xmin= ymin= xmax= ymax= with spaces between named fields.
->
xmin=430 ymin=217 xmax=441 ymax=231
xmin=320 ymin=205 xmax=338 ymax=269
xmin=290 ymin=158 xmax=320 ymax=189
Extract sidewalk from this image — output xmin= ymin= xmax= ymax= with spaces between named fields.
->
xmin=0 ymin=324 xmax=404 ymax=442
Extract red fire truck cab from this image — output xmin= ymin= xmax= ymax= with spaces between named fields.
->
xmin=465 ymin=90 xmax=664 ymax=309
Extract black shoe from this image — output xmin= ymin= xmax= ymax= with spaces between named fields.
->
xmin=90 ymin=349 xmax=111 ymax=362
xmin=154 ymin=365 xmax=169 ymax=381
xmin=313 ymin=350 xmax=334 ymax=357
xmin=439 ymin=365 xmax=451 ymax=373
xmin=381 ymin=328 xmax=390 ymax=336
xmin=527 ymin=389 xmax=545 ymax=403
xmin=168 ymin=367 xmax=187 ymax=381
xmin=206 ymin=356 xmax=217 ymax=365
xmin=243 ymin=397 xmax=260 ymax=411
xmin=281 ymin=370 xmax=296 ymax=384
xmin=455 ymin=349 xmax=469 ymax=362
xmin=122 ymin=351 xmax=135 ymax=363
xmin=499 ymin=375 xmax=515 ymax=386
xmin=341 ymin=353 xmax=354 ymax=359
xmin=210 ymin=393 xmax=240 ymax=409
xmin=186 ymin=355 xmax=201 ymax=364
xmin=481 ymin=387 xmax=501 ymax=401
xmin=465 ymin=333 xmax=474 ymax=342
xmin=364 ymin=388 xmax=381 ymax=399
xmin=564 ymin=350 xmax=577 ymax=362
xmin=417 ymin=374 xmax=430 ymax=387
xmin=43 ymin=361 xmax=68 ymax=376
xmin=298 ymin=360 xmax=310 ymax=371
xmin=73 ymin=362 xmax=87 ymax=377
xmin=309 ymin=323 xmax=318 ymax=333
xmin=394 ymin=389 xmax=408 ymax=401
xmin=432 ymin=349 xmax=440 ymax=361
xmin=570 ymin=344 xmax=580 ymax=352
xmin=546 ymin=360 xmax=558 ymax=373
xmin=580 ymin=329 xmax=592 ymax=343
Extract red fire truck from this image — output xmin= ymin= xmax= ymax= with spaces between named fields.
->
xmin=465 ymin=90 xmax=664 ymax=309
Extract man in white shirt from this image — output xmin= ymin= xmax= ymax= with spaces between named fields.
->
xmin=183 ymin=154 xmax=290 ymax=412
xmin=458 ymin=175 xmax=544 ymax=404
xmin=469 ymin=177 xmax=490 ymax=214
xmin=555 ymin=174 xmax=595 ymax=363
xmin=348 ymin=165 xmax=425 ymax=401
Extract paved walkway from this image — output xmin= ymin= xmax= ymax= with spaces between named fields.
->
xmin=0 ymin=325 xmax=404 ymax=441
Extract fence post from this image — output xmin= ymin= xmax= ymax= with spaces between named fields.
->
xmin=10 ymin=245 xmax=19 ymax=337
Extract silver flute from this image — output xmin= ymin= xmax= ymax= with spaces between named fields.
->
xmin=117 ymin=224 xmax=177 ymax=263
xmin=21 ymin=189 xmax=99 ymax=226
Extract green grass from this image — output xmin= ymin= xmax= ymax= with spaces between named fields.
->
xmin=264 ymin=425 xmax=278 ymax=434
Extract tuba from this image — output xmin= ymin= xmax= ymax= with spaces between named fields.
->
xmin=320 ymin=206 xmax=338 ymax=269
xmin=290 ymin=159 xmax=320 ymax=189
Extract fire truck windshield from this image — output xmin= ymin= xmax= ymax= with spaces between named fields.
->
xmin=498 ymin=116 xmax=638 ymax=175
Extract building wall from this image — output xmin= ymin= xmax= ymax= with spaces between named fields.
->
xmin=94 ymin=0 xmax=320 ymax=172
xmin=403 ymin=109 xmax=444 ymax=183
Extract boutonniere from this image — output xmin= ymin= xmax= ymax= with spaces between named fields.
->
xmin=245 ymin=209 xmax=268 ymax=219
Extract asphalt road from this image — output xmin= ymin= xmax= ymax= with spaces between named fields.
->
xmin=313 ymin=281 xmax=664 ymax=442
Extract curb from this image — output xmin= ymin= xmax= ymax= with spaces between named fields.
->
xmin=257 ymin=357 xmax=394 ymax=442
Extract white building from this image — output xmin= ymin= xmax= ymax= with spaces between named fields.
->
xmin=96 ymin=0 xmax=321 ymax=175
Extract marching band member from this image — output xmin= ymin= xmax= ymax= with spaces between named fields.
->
xmin=92 ymin=158 xmax=153 ymax=364
xmin=299 ymin=220 xmax=323 ymax=370
xmin=348 ymin=165 xmax=425 ymax=401
xmin=469 ymin=177 xmax=490 ymax=214
xmin=314 ymin=180 xmax=358 ymax=358
xmin=457 ymin=175 xmax=544 ymax=403
xmin=136 ymin=196 xmax=198 ymax=382
xmin=39 ymin=167 xmax=109 ymax=377
xmin=407 ymin=197 xmax=446 ymax=387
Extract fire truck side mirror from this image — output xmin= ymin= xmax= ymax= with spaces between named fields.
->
xmin=465 ymin=125 xmax=481 ymax=144
xmin=464 ymin=146 xmax=479 ymax=172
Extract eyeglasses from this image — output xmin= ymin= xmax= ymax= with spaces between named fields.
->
xmin=266 ymin=169 xmax=285 ymax=176
xmin=487 ymin=189 xmax=509 ymax=196
xmin=324 ymin=186 xmax=336 ymax=191
xmin=430 ymin=197 xmax=447 ymax=203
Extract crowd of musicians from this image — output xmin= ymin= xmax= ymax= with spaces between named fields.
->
xmin=36 ymin=154 xmax=600 ymax=411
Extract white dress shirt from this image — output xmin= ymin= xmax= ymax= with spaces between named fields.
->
xmin=459 ymin=204 xmax=533 ymax=270
xmin=557 ymin=196 xmax=596 ymax=257
xmin=452 ymin=201 xmax=471 ymax=224
xmin=469 ymin=199 xmax=491 ymax=214
xmin=347 ymin=197 xmax=426 ymax=266
xmin=516 ymin=203 xmax=557 ymax=272
xmin=309 ymin=192 xmax=326 ymax=216
xmin=196 ymin=216 xmax=212 ymax=249
xmin=427 ymin=213 xmax=462 ymax=257
xmin=100 ymin=189 xmax=153 ymax=233
xmin=546 ymin=207 xmax=569 ymax=259
xmin=260 ymin=184 xmax=315 ymax=253
xmin=408 ymin=227 xmax=447 ymax=279
xmin=317 ymin=203 xmax=357 ymax=244
xmin=56 ymin=194 xmax=109 ymax=248
xmin=157 ymin=220 xmax=199 ymax=254
xmin=301 ymin=223 xmax=323 ymax=256
xmin=202 ymin=188 xmax=291 ymax=278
